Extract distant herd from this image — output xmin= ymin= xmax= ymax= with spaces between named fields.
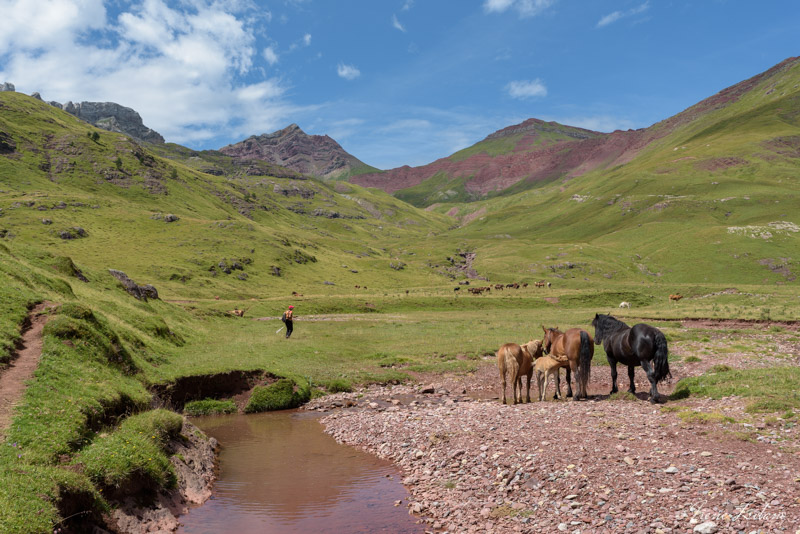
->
xmin=498 ymin=314 xmax=672 ymax=406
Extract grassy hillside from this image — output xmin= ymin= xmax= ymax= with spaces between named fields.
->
xmin=426 ymin=58 xmax=800 ymax=287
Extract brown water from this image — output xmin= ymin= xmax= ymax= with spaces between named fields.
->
xmin=177 ymin=411 xmax=423 ymax=534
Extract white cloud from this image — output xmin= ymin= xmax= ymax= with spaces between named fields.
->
xmin=303 ymin=33 xmax=312 ymax=46
xmin=337 ymin=63 xmax=361 ymax=80
xmin=506 ymin=79 xmax=547 ymax=99
xmin=402 ymin=0 xmax=414 ymax=11
xmin=392 ymin=14 xmax=406 ymax=32
xmin=597 ymin=2 xmax=649 ymax=28
xmin=263 ymin=46 xmax=278 ymax=65
xmin=0 ymin=0 xmax=297 ymax=145
xmin=483 ymin=0 xmax=555 ymax=18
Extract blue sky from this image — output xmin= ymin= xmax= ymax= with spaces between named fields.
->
xmin=0 ymin=1 xmax=798 ymax=169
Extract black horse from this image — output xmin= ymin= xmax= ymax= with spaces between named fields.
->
xmin=591 ymin=313 xmax=671 ymax=403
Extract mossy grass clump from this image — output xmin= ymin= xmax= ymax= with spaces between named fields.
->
xmin=76 ymin=409 xmax=183 ymax=492
xmin=608 ymin=391 xmax=637 ymax=401
xmin=245 ymin=379 xmax=311 ymax=413
xmin=323 ymin=378 xmax=353 ymax=393
xmin=184 ymin=399 xmax=237 ymax=416
xmin=707 ymin=364 xmax=733 ymax=373
xmin=683 ymin=355 xmax=702 ymax=363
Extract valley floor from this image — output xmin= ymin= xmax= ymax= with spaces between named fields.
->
xmin=311 ymin=333 xmax=800 ymax=534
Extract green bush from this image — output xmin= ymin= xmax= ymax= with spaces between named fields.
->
xmin=245 ymin=379 xmax=310 ymax=413
xmin=184 ymin=399 xmax=237 ymax=416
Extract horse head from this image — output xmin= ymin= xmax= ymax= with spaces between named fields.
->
xmin=542 ymin=326 xmax=558 ymax=355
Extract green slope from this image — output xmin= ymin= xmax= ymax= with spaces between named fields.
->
xmin=432 ymin=57 xmax=800 ymax=287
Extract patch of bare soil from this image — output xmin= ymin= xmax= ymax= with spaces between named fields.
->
xmin=0 ymin=302 xmax=57 ymax=441
xmin=310 ymin=329 xmax=800 ymax=533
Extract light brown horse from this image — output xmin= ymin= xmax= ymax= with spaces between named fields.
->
xmin=496 ymin=342 xmax=533 ymax=404
xmin=541 ymin=326 xmax=594 ymax=400
xmin=534 ymin=355 xmax=563 ymax=401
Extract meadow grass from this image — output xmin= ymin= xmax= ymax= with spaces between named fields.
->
xmin=671 ymin=367 xmax=800 ymax=413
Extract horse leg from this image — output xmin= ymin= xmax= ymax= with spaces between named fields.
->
xmin=565 ymin=366 xmax=573 ymax=398
xmin=640 ymin=359 xmax=660 ymax=404
xmin=569 ymin=361 xmax=580 ymax=401
xmin=525 ymin=372 xmax=532 ymax=403
xmin=627 ymin=365 xmax=636 ymax=394
xmin=501 ymin=368 xmax=507 ymax=404
xmin=609 ymin=359 xmax=619 ymax=395
xmin=553 ymin=369 xmax=561 ymax=400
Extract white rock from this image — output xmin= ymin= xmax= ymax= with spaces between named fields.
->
xmin=693 ymin=521 xmax=718 ymax=534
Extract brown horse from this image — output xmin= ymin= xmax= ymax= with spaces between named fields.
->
xmin=541 ymin=326 xmax=594 ymax=400
xmin=496 ymin=343 xmax=533 ymax=404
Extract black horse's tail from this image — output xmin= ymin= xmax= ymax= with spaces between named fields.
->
xmin=578 ymin=330 xmax=593 ymax=398
xmin=653 ymin=330 xmax=671 ymax=384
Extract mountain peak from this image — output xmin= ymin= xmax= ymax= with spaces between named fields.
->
xmin=220 ymin=125 xmax=376 ymax=179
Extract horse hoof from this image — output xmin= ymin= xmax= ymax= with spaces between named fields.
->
xmin=648 ymin=397 xmax=658 ymax=404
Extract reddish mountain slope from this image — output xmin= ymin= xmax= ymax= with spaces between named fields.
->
xmin=351 ymin=56 xmax=800 ymax=204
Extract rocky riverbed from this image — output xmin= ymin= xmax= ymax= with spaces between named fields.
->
xmin=310 ymin=363 xmax=800 ymax=534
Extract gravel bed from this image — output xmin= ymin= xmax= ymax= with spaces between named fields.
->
xmin=309 ymin=343 xmax=800 ymax=534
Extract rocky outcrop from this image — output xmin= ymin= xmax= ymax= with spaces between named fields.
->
xmin=50 ymin=100 xmax=165 ymax=144
xmin=1 ymin=82 xmax=15 ymax=92
xmin=220 ymin=124 xmax=375 ymax=179
xmin=0 ymin=130 xmax=16 ymax=154
xmin=109 ymin=269 xmax=159 ymax=301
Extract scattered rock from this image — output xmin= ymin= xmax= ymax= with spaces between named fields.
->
xmin=108 ymin=269 xmax=159 ymax=301
xmin=693 ymin=521 xmax=718 ymax=534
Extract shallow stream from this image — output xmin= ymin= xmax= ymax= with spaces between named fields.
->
xmin=177 ymin=410 xmax=422 ymax=534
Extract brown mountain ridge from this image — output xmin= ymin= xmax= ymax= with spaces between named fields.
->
xmin=219 ymin=123 xmax=377 ymax=180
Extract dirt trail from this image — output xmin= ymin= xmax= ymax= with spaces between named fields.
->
xmin=0 ymin=302 xmax=57 ymax=441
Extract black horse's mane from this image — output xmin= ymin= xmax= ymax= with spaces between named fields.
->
xmin=596 ymin=313 xmax=630 ymax=334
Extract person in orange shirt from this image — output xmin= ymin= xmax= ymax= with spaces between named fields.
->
xmin=282 ymin=305 xmax=295 ymax=338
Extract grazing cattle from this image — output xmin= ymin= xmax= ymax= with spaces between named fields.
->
xmin=669 ymin=294 xmax=683 ymax=303
xmin=459 ymin=280 xmax=470 ymax=285
xmin=292 ymin=291 xmax=303 ymax=297
xmin=619 ymin=301 xmax=631 ymax=308
xmin=534 ymin=281 xmax=546 ymax=288
xmin=228 ymin=308 xmax=245 ymax=317
xmin=454 ymin=287 xmax=460 ymax=292
xmin=495 ymin=284 xmax=504 ymax=290
xmin=522 ymin=282 xmax=528 ymax=288
xmin=214 ymin=296 xmax=220 ymax=300
xmin=405 ymin=290 xmax=409 ymax=294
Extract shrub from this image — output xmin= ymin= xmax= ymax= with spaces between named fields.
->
xmin=184 ymin=399 xmax=237 ymax=416
xmin=245 ymin=379 xmax=310 ymax=413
